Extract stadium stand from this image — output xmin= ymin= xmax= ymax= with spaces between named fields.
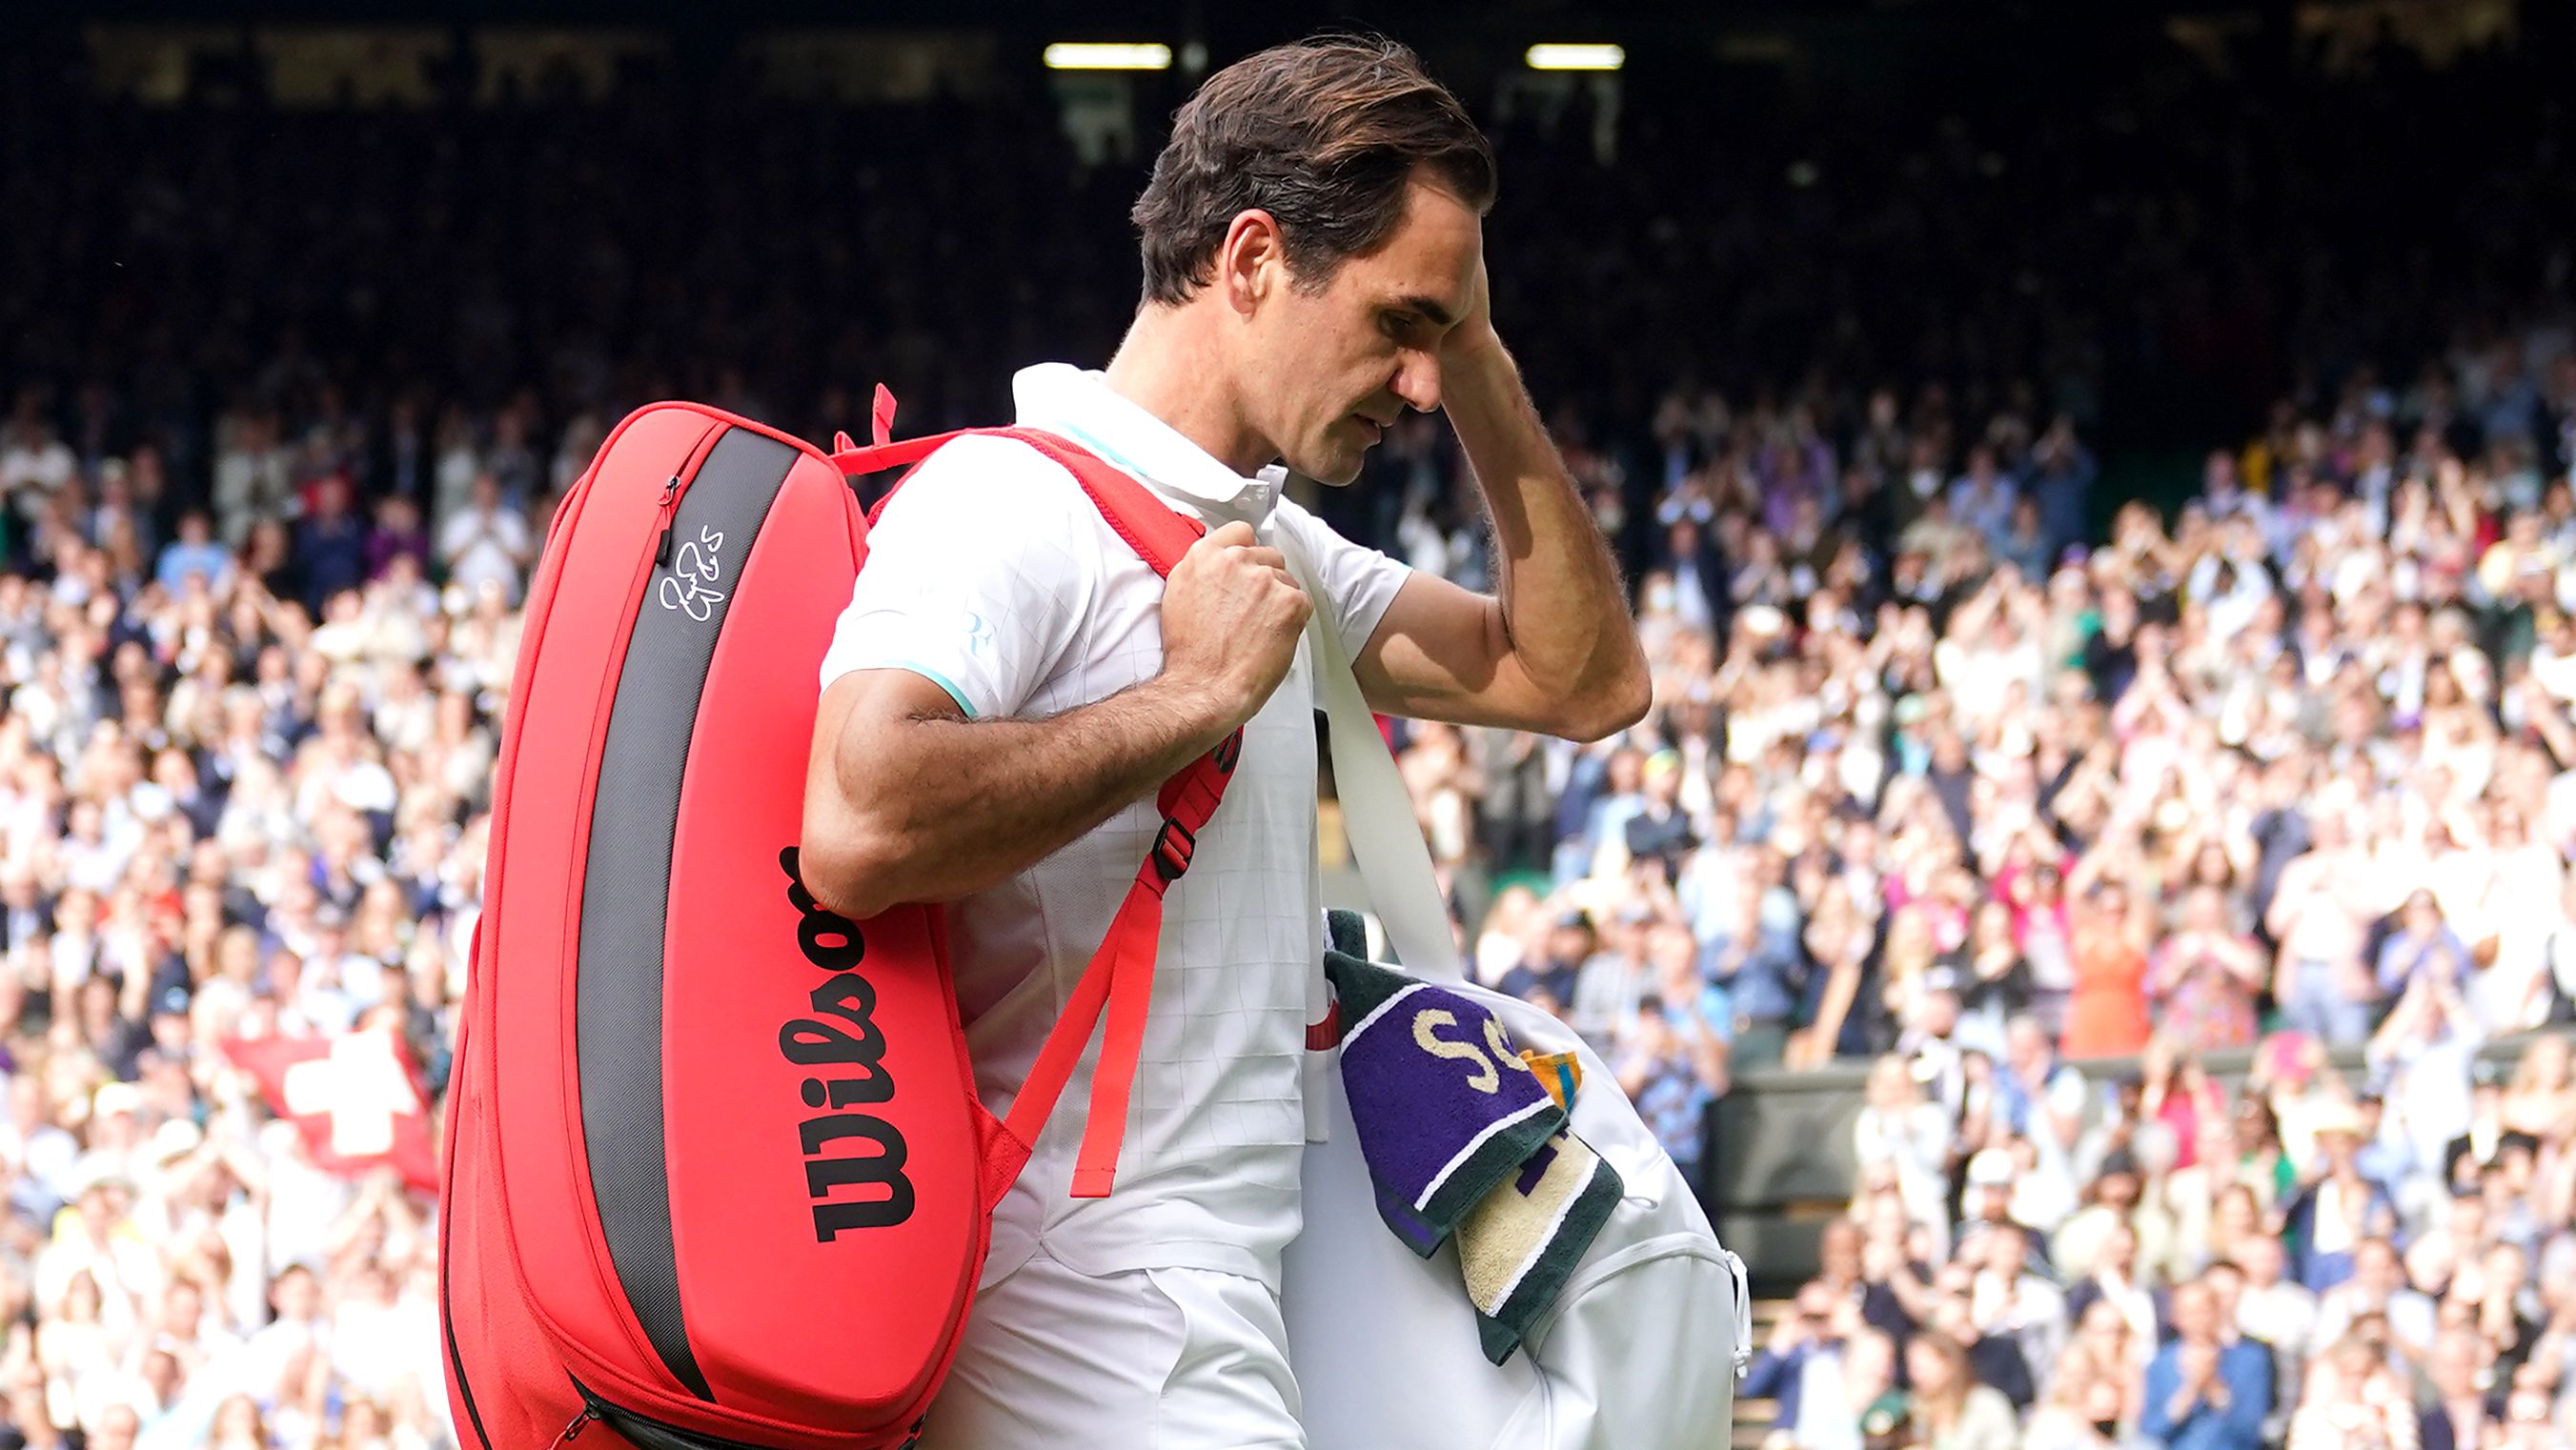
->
xmin=2 ymin=10 xmax=2574 ymax=1449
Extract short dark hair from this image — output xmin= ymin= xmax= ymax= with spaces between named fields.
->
xmin=1131 ymin=36 xmax=1497 ymax=306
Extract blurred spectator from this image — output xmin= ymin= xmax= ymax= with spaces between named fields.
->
xmin=434 ymin=474 xmax=531 ymax=608
xmin=2140 ymin=1279 xmax=2270 ymax=1450
xmin=1897 ymin=1330 xmax=2017 ymax=1450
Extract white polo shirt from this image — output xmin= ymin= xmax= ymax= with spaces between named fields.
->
xmin=817 ymin=363 xmax=1411 ymax=1289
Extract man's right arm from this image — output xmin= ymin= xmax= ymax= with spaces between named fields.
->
xmin=799 ymin=516 xmax=1310 ymax=922
xmin=799 ymin=667 xmax=1230 ymax=920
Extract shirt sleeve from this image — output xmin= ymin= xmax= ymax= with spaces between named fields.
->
xmin=1268 ymin=496 xmax=1412 ymax=654
xmin=816 ymin=434 xmax=1097 ymax=719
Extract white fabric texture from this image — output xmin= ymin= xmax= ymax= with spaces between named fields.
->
xmin=915 ymin=1251 xmax=1305 ymax=1450
xmin=816 ymin=362 xmax=1411 ymax=1291
xmin=1277 ymin=578 xmax=1750 ymax=1449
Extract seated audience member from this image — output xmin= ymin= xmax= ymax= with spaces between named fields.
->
xmin=2282 ymin=1331 xmax=2419 ymax=1450
xmin=1922 ymin=1261 xmax=2037 ymax=1411
xmin=2416 ymin=1327 xmax=2497 ymax=1450
xmin=2312 ymin=1238 xmax=2439 ymax=1366
xmin=1898 ymin=1331 xmax=2018 ymax=1450
xmin=2281 ymin=1101 xmax=2400 ymax=1292
xmin=1746 ymin=1279 xmax=1875 ymax=1450
xmin=2140 ymin=1280 xmax=2270 ymax=1450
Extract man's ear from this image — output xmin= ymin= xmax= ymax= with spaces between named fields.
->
xmin=1215 ymin=210 xmax=1286 ymax=318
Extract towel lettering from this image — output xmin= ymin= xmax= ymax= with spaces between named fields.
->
xmin=1413 ymin=1009 xmax=1496 ymax=1091
xmin=1411 ymin=1010 xmax=1533 ymax=1095
xmin=778 ymin=848 xmax=914 ymax=1237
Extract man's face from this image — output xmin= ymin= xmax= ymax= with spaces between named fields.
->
xmin=1240 ymin=176 xmax=1482 ymax=485
xmin=2430 ymin=1332 xmax=2481 ymax=1400
xmin=2238 ymin=1237 xmax=2281 ymax=1286
xmin=2171 ymin=1282 xmax=2217 ymax=1341
xmin=2356 ymin=1241 xmax=2400 ymax=1292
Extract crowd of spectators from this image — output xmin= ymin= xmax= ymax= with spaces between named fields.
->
xmin=0 ymin=414 xmax=490 ymax=1450
xmin=1394 ymin=253 xmax=2576 ymax=1450
xmin=0 ymin=15 xmax=2571 ymax=1450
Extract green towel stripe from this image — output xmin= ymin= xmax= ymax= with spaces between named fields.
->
xmin=1417 ymin=1101 xmax=1566 ymax=1233
xmin=1477 ymin=1158 xmax=1626 ymax=1366
xmin=1322 ymin=949 xmax=1417 ymax=1026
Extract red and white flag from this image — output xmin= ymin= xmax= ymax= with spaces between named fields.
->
xmin=222 ymin=1029 xmax=438 ymax=1191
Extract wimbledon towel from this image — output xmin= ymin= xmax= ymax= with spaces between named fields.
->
xmin=1324 ymin=910 xmax=1624 ymax=1363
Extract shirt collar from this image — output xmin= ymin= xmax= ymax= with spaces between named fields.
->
xmin=1010 ymin=362 xmax=1286 ymax=519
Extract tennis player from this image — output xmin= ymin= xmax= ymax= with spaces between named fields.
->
xmin=801 ymin=35 xmax=1650 ymax=1447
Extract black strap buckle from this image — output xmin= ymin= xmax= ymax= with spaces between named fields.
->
xmin=1151 ymin=817 xmax=1197 ymax=883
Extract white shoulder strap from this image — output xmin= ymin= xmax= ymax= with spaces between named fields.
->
xmin=1275 ymin=531 xmax=1466 ymax=983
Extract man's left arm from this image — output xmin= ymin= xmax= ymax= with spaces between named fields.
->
xmin=2221 ymin=1342 xmax=2271 ymax=1439
xmin=1353 ymin=268 xmax=1652 ymax=742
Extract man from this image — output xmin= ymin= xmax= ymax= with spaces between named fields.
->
xmin=1501 ymin=908 xmax=1596 ymax=1012
xmin=1619 ymin=748 xmax=1696 ymax=874
xmin=2405 ymin=1187 xmax=2492 ymax=1298
xmin=1566 ymin=904 xmax=1650 ymax=1047
xmin=2443 ymin=1059 xmax=2530 ymax=1191
xmin=1894 ymin=966 xmax=1970 ymax=1118
xmin=2197 ymin=1260 xmax=2281 ymax=1444
xmin=1921 ymin=1260 xmax=2036 ymax=1409
xmin=1967 ymin=1219 xmax=2067 ymax=1388
xmin=2419 ymin=1328 xmax=2495 ymax=1450
xmin=1698 ymin=874 xmax=1805 ymax=1066
xmin=799 ymin=39 xmax=1648 ymax=1449
xmin=2141 ymin=1279 xmax=2270 ymax=1450
xmin=1613 ymin=997 xmax=1719 ymax=1191
xmin=2264 ymin=807 xmax=2384 ymax=1045
xmin=2311 ymin=1237 xmax=2436 ymax=1363
xmin=2063 ymin=1218 xmax=2160 ymax=1348
xmin=2229 ymin=1236 xmax=2317 ymax=1405
xmin=2000 ymin=1014 xmax=2086 ymax=1165
xmin=435 ymin=472 xmax=533 ymax=606
xmin=152 ymin=510 xmax=233 ymax=597
xmin=1741 ymin=1279 xmax=1866 ymax=1446
xmin=2282 ymin=1100 xmax=2400 ymax=1291
xmin=1956 ymin=1150 xmax=2055 ymax=1274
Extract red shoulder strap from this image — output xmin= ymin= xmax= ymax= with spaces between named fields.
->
xmin=835 ymin=395 xmax=1242 ymax=1205
xmin=842 ymin=422 xmax=1205 ymax=582
xmin=989 ymin=427 xmax=1205 ymax=578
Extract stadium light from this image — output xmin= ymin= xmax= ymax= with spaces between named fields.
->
xmin=1525 ymin=44 xmax=1624 ymax=71
xmin=1045 ymin=43 xmax=1173 ymax=71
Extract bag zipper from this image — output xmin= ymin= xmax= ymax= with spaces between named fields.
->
xmin=646 ymin=416 xmax=730 ymax=570
xmin=569 ymin=1376 xmax=924 ymax=1450
xmin=549 ymin=1403 xmax=598 ymax=1450
xmin=439 ymin=1017 xmax=495 ymax=1450
xmin=571 ymin=1378 xmax=797 ymax=1450
xmin=651 ymin=474 xmax=682 ymax=565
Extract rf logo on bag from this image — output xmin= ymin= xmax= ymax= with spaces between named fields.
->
xmin=659 ymin=526 xmax=727 ymax=620
xmin=777 ymin=847 xmax=916 ymax=1238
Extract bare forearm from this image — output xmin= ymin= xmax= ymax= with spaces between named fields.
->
xmin=807 ymin=675 xmax=1226 ymax=918
xmin=1443 ymin=345 xmax=1645 ymax=713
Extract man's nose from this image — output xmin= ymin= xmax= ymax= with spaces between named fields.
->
xmin=1391 ymin=352 xmax=1442 ymax=414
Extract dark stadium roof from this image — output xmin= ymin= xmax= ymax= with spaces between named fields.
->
xmin=23 ymin=0 xmax=2394 ymax=35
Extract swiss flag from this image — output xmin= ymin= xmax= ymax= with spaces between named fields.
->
xmin=222 ymin=1029 xmax=438 ymax=1192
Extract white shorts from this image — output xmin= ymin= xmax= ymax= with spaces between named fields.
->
xmin=915 ymin=1249 xmax=1306 ymax=1450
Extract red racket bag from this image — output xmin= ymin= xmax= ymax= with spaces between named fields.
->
xmin=439 ymin=394 xmax=1238 ymax=1450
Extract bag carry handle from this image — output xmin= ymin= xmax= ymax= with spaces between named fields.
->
xmin=1276 ymin=531 xmax=1467 ymax=985
xmin=842 ymin=393 xmax=1233 ymax=1206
